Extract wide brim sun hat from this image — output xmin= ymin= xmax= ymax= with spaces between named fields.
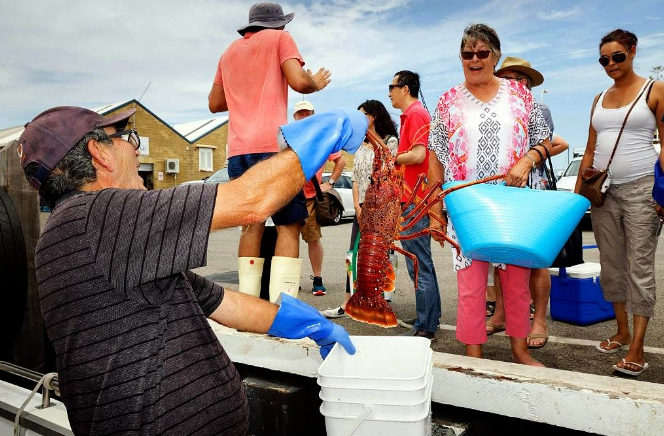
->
xmin=237 ymin=2 xmax=295 ymax=35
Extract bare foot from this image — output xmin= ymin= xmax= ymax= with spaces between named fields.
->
xmin=513 ymin=355 xmax=546 ymax=367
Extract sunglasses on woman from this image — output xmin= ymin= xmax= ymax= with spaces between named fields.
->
xmin=598 ymin=51 xmax=627 ymax=67
xmin=461 ymin=50 xmax=491 ymax=60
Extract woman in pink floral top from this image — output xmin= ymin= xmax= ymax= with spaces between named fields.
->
xmin=428 ymin=23 xmax=552 ymax=366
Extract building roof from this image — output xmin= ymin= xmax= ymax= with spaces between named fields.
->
xmin=0 ymin=125 xmax=25 ymax=148
xmin=0 ymin=99 xmax=228 ymax=149
xmin=172 ymin=116 xmax=229 ymax=143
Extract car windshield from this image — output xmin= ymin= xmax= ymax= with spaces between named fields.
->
xmin=563 ymin=159 xmax=581 ymax=177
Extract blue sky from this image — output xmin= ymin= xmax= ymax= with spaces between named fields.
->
xmin=2 ymin=0 xmax=663 ymax=170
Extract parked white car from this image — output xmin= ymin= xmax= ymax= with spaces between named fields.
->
xmin=556 ymin=157 xmax=590 ymax=217
xmin=321 ymin=171 xmax=355 ymax=222
xmin=180 ymin=168 xmax=229 ymax=185
xmin=555 ymin=157 xmax=581 ymax=192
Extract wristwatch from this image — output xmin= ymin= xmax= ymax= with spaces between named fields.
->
xmin=327 ymin=178 xmax=335 ymax=185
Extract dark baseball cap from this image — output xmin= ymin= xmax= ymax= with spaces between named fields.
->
xmin=17 ymin=106 xmax=136 ymax=189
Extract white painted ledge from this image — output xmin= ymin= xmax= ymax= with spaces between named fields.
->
xmin=210 ymin=321 xmax=664 ymax=436
xmin=0 ymin=380 xmax=72 ymax=436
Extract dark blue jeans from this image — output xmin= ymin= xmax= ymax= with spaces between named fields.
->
xmin=400 ymin=203 xmax=441 ymax=333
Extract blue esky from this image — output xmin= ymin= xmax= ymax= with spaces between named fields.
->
xmin=1 ymin=0 xmax=663 ymax=170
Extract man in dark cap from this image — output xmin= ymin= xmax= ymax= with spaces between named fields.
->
xmin=18 ymin=105 xmax=363 ymax=435
xmin=209 ymin=2 xmax=331 ymax=297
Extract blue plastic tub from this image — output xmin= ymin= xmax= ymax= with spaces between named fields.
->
xmin=443 ymin=182 xmax=590 ymax=268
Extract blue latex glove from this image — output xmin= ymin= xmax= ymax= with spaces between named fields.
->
xmin=278 ymin=108 xmax=368 ymax=180
xmin=267 ymin=294 xmax=356 ymax=359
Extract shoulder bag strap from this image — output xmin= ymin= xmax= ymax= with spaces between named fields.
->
xmin=312 ymin=177 xmax=324 ymax=201
xmin=605 ymin=79 xmax=653 ymax=170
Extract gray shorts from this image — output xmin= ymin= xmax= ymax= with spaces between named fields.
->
xmin=591 ymin=175 xmax=659 ymax=317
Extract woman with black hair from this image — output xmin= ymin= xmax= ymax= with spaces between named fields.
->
xmin=576 ymin=29 xmax=664 ymax=376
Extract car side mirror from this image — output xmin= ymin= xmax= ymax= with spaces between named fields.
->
xmin=556 ymin=170 xmax=563 ymax=180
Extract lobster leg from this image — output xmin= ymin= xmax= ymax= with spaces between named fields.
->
xmin=400 ymin=173 xmax=428 ymax=214
xmin=390 ymin=243 xmax=419 ymax=291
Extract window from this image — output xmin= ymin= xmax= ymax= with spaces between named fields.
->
xmin=199 ymin=147 xmax=213 ymax=172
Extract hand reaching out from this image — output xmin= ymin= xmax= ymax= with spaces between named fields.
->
xmin=309 ymin=67 xmax=331 ymax=91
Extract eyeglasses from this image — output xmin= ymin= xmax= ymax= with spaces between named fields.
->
xmin=461 ymin=50 xmax=491 ymax=60
xmin=500 ymin=75 xmax=525 ymax=81
xmin=108 ymin=129 xmax=141 ymax=150
xmin=388 ymin=84 xmax=404 ymax=92
xmin=598 ymin=51 xmax=627 ymax=67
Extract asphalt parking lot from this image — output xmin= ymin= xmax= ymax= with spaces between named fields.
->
xmin=196 ymin=218 xmax=664 ymax=384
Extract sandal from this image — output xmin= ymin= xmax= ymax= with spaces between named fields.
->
xmin=485 ymin=300 xmax=496 ymax=317
xmin=486 ymin=321 xmax=506 ymax=335
xmin=613 ymin=358 xmax=649 ymax=376
xmin=595 ymin=338 xmax=630 ymax=354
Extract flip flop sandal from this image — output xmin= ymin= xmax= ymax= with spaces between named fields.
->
xmin=595 ymin=339 xmax=630 ymax=354
xmin=613 ymin=358 xmax=649 ymax=376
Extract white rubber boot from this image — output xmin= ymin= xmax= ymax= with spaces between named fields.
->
xmin=238 ymin=257 xmax=264 ymax=298
xmin=269 ymin=256 xmax=303 ymax=303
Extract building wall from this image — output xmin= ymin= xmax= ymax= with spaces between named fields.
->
xmin=106 ymin=103 xmax=228 ymax=190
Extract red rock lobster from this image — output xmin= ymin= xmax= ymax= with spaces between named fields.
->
xmin=344 ymin=129 xmax=503 ymax=328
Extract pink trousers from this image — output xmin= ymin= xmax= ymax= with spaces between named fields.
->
xmin=456 ymin=260 xmax=531 ymax=345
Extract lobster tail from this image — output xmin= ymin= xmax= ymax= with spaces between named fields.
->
xmin=345 ymin=293 xmax=397 ymax=328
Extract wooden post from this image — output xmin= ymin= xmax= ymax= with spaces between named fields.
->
xmin=0 ymin=141 xmax=49 ymax=373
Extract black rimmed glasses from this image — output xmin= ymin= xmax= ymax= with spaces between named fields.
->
xmin=108 ymin=129 xmax=141 ymax=150
xmin=388 ymin=84 xmax=404 ymax=92
xmin=501 ymin=75 xmax=525 ymax=81
xmin=461 ymin=50 xmax=491 ymax=60
xmin=598 ymin=51 xmax=627 ymax=67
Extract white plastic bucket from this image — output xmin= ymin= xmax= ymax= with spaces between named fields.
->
xmin=318 ymin=368 xmax=431 ymax=404
xmin=321 ymin=402 xmax=431 ymax=436
xmin=320 ymin=374 xmax=433 ymax=420
xmin=318 ymin=336 xmax=433 ymax=435
xmin=318 ymin=336 xmax=432 ymax=390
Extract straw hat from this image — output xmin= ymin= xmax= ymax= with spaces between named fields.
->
xmin=495 ymin=56 xmax=544 ymax=87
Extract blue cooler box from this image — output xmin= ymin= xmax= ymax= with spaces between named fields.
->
xmin=549 ymin=262 xmax=615 ymax=325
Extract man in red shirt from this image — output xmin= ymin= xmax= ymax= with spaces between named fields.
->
xmin=294 ymin=101 xmax=347 ymax=295
xmin=389 ymin=70 xmax=442 ymax=340
xmin=209 ymin=2 xmax=331 ymax=300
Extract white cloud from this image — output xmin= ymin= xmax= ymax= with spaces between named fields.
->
xmin=536 ymin=6 xmax=582 ymax=21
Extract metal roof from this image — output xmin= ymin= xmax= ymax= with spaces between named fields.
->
xmin=172 ymin=116 xmax=229 ymax=143
xmin=0 ymin=100 xmax=228 ymax=148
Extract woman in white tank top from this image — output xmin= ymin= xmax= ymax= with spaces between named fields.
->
xmin=576 ymin=29 xmax=664 ymax=377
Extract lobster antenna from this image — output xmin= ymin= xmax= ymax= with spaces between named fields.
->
xmin=419 ymin=89 xmax=430 ymax=114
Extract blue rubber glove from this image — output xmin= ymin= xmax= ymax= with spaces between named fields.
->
xmin=653 ymin=161 xmax=664 ymax=207
xmin=267 ymin=294 xmax=356 ymax=359
xmin=278 ymin=108 xmax=368 ymax=180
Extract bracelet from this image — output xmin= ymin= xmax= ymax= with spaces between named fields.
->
xmin=524 ymin=153 xmax=537 ymax=170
